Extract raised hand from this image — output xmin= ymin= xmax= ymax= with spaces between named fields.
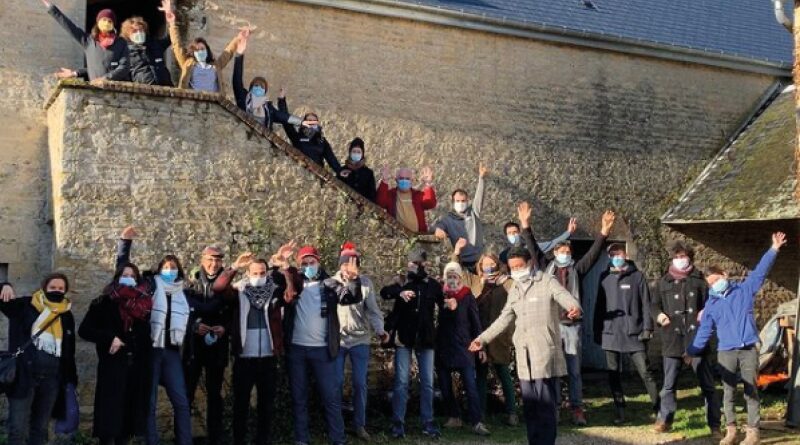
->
xmin=420 ymin=167 xmax=434 ymax=184
xmin=478 ymin=162 xmax=488 ymax=178
xmin=772 ymin=232 xmax=787 ymax=251
xmin=517 ymin=201 xmax=532 ymax=229
xmin=341 ymin=257 xmax=360 ymax=281
xmin=54 ymin=68 xmax=76 ymax=79
xmin=276 ymin=240 xmax=297 ymax=263
xmin=1 ymin=284 xmax=16 ymax=303
xmin=235 ymin=32 xmax=248 ymax=55
xmin=41 ymin=0 xmax=52 ymax=8
xmin=109 ymin=337 xmax=125 ymax=354
xmin=232 ymin=252 xmax=255 ymax=270
xmin=278 ymin=87 xmax=286 ymax=99
xmin=380 ymin=165 xmax=392 ymax=183
xmin=434 ymin=228 xmax=446 ymax=240
xmin=468 ymin=338 xmax=482 ymax=352
xmin=454 ymin=237 xmax=468 ymax=255
xmin=600 ymin=210 xmax=616 ymax=236
xmin=567 ymin=217 xmax=577 ymax=234
xmin=120 ymin=225 xmax=138 ymax=240
xmin=159 ymin=0 xmax=176 ymax=24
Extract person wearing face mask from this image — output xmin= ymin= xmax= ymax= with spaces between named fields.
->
xmin=687 ymin=232 xmax=787 ymax=445
xmin=449 ymin=241 xmax=517 ymax=425
xmin=380 ymin=248 xmax=443 ymax=439
xmin=281 ymin=245 xmax=362 ymax=445
xmin=593 ymin=242 xmax=660 ymax=425
xmin=277 ymin=98 xmax=343 ymax=173
xmin=436 ymin=262 xmax=490 ymax=436
xmin=119 ymin=16 xmax=173 ymax=86
xmin=523 ymin=208 xmax=616 ymax=426
xmin=651 ymin=241 xmax=721 ymax=438
xmin=499 ymin=217 xmax=575 ymax=268
xmin=77 ymin=226 xmax=154 ymax=445
xmin=232 ymin=30 xmax=303 ymax=132
xmin=468 ymin=241 xmax=581 ymax=445
xmin=160 ymin=0 xmax=240 ymax=93
xmin=211 ymin=253 xmax=294 ymax=445
xmin=376 ymin=166 xmax=437 ymax=233
xmin=433 ymin=163 xmax=488 ymax=272
xmin=336 ymin=138 xmax=377 ymax=202
xmin=1 ymin=273 xmax=76 ymax=445
xmin=43 ymin=0 xmax=130 ymax=83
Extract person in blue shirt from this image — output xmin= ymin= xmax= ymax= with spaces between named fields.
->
xmin=688 ymin=232 xmax=786 ymax=445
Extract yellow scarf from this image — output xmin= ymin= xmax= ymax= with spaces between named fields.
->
xmin=31 ymin=290 xmax=71 ymax=357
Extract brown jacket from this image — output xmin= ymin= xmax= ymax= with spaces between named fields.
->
xmin=479 ymin=270 xmax=580 ymax=380
xmin=169 ymin=23 xmax=239 ymax=93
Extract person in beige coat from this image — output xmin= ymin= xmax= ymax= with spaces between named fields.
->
xmin=160 ymin=0 xmax=241 ymax=93
xmin=469 ymin=202 xmax=581 ymax=445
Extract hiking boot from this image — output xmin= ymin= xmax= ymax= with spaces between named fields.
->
xmin=740 ymin=426 xmax=760 ymax=445
xmin=355 ymin=427 xmax=370 ymax=441
xmin=422 ymin=421 xmax=441 ymax=439
xmin=710 ymin=426 xmax=724 ymax=441
xmin=506 ymin=414 xmax=519 ymax=426
xmin=653 ymin=419 xmax=671 ymax=433
xmin=443 ymin=417 xmax=462 ymax=428
xmin=390 ymin=422 xmax=405 ymax=439
xmin=719 ymin=425 xmax=738 ymax=445
xmin=613 ymin=406 xmax=625 ymax=425
xmin=572 ymin=407 xmax=587 ymax=426
xmin=472 ymin=422 xmax=491 ymax=436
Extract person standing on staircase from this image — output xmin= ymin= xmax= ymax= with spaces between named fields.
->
xmin=337 ymin=138 xmax=377 ymax=203
xmin=277 ymin=101 xmax=343 ymax=174
xmin=119 ymin=16 xmax=173 ymax=86
xmin=42 ymin=0 xmax=130 ymax=83
xmin=433 ymin=162 xmax=488 ymax=273
xmin=687 ymin=232 xmax=787 ymax=445
xmin=375 ymin=167 xmax=437 ymax=233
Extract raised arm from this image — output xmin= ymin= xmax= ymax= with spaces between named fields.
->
xmin=232 ymin=54 xmax=247 ymax=110
xmin=161 ymin=1 xmax=189 ymax=67
xmin=472 ymin=163 xmax=487 ymax=217
xmin=115 ymin=226 xmax=138 ymax=269
xmin=574 ymin=210 xmax=615 ymax=276
xmin=45 ymin=1 xmax=89 ymax=46
xmin=419 ymin=167 xmax=437 ymax=210
xmin=739 ymin=232 xmax=785 ymax=303
xmin=215 ymin=29 xmax=244 ymax=71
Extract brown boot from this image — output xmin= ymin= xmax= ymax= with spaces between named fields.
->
xmin=653 ymin=419 xmax=671 ymax=433
xmin=739 ymin=426 xmax=760 ymax=445
xmin=719 ymin=425 xmax=738 ymax=445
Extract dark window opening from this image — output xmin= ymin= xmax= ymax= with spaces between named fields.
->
xmin=0 ymin=263 xmax=7 ymax=283
xmin=86 ymin=0 xmax=167 ymax=39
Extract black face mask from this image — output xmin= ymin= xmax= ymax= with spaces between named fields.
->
xmin=407 ymin=266 xmax=427 ymax=281
xmin=45 ymin=291 xmax=66 ymax=303
xmin=302 ymin=125 xmax=321 ymax=139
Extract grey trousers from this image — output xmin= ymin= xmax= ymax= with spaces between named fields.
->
xmin=717 ymin=347 xmax=760 ymax=428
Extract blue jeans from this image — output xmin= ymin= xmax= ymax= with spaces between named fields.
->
xmin=288 ymin=345 xmax=345 ymax=444
xmin=659 ymin=355 xmax=720 ymax=428
xmin=438 ymin=365 xmax=482 ymax=425
xmin=146 ymin=348 xmax=192 ymax=445
xmin=336 ymin=344 xmax=370 ymax=429
xmin=561 ymin=324 xmax=583 ymax=408
xmin=392 ymin=347 xmax=434 ymax=426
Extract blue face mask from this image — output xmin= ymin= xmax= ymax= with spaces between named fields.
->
xmin=507 ymin=234 xmax=519 ymax=245
xmin=303 ymin=264 xmax=319 ymax=280
xmin=482 ymin=266 xmax=497 ymax=275
xmin=397 ymin=179 xmax=412 ymax=191
xmin=251 ymin=85 xmax=266 ymax=97
xmin=555 ymin=253 xmax=572 ymax=266
xmin=118 ymin=276 xmax=137 ymax=287
xmin=711 ymin=278 xmax=729 ymax=295
xmin=160 ymin=269 xmax=178 ymax=283
xmin=193 ymin=49 xmax=208 ymax=63
xmin=350 ymin=153 xmax=363 ymax=163
xmin=610 ymin=256 xmax=626 ymax=268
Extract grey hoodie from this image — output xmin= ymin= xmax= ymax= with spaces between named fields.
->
xmin=335 ymin=273 xmax=385 ymax=348
xmin=433 ymin=176 xmax=485 ymax=263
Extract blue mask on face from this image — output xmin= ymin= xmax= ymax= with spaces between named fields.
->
xmin=507 ymin=234 xmax=519 ymax=245
xmin=555 ymin=253 xmax=572 ymax=266
xmin=160 ymin=269 xmax=178 ymax=283
xmin=251 ymin=85 xmax=266 ymax=97
xmin=711 ymin=278 xmax=729 ymax=295
xmin=303 ymin=264 xmax=319 ymax=280
xmin=118 ymin=276 xmax=137 ymax=287
xmin=610 ymin=256 xmax=626 ymax=268
xmin=350 ymin=153 xmax=363 ymax=162
xmin=193 ymin=49 xmax=208 ymax=63
xmin=397 ymin=179 xmax=412 ymax=191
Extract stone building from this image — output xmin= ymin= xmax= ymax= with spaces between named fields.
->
xmin=1 ymin=0 xmax=798 ymax=405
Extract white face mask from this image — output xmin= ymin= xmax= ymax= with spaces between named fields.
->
xmin=510 ymin=267 xmax=531 ymax=282
xmin=446 ymin=278 xmax=460 ymax=289
xmin=672 ymin=258 xmax=690 ymax=270
xmin=249 ymin=276 xmax=267 ymax=287
xmin=453 ymin=202 xmax=468 ymax=213
xmin=131 ymin=31 xmax=146 ymax=45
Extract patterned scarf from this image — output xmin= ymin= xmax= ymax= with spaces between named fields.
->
xmin=31 ymin=290 xmax=72 ymax=357
xmin=109 ymin=283 xmax=153 ymax=331
xmin=97 ymin=32 xmax=116 ymax=49
xmin=243 ymin=280 xmax=276 ymax=310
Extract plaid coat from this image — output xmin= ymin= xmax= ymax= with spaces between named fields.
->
xmin=478 ymin=270 xmax=580 ymax=381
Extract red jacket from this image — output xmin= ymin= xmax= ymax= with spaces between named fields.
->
xmin=376 ymin=181 xmax=437 ymax=232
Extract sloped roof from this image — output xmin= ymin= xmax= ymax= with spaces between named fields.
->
xmin=662 ymin=86 xmax=799 ymax=224
xmin=388 ymin=0 xmax=793 ymax=66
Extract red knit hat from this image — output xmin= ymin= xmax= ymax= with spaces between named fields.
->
xmin=296 ymin=246 xmax=320 ymax=262
xmin=339 ymin=241 xmax=360 ymax=265
xmin=96 ymin=9 xmax=116 ymax=23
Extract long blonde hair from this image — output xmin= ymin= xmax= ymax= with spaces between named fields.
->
xmin=120 ymin=16 xmax=149 ymax=41
xmin=475 ymin=252 xmax=505 ymax=278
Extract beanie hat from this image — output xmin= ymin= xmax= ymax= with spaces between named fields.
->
xmin=296 ymin=246 xmax=320 ymax=262
xmin=338 ymin=241 xmax=360 ymax=265
xmin=96 ymin=9 xmax=116 ymax=23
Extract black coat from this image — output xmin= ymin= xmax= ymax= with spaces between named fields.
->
xmin=0 ymin=291 xmax=77 ymax=419
xmin=593 ymin=261 xmax=653 ymax=353
xmin=278 ymin=98 xmax=342 ymax=173
xmin=381 ymin=274 xmax=444 ymax=350
xmin=435 ymin=290 xmax=481 ymax=368
xmin=78 ymin=292 xmax=152 ymax=439
xmin=128 ymin=38 xmax=173 ymax=86
xmin=338 ymin=166 xmax=377 ymax=202
xmin=651 ymin=268 xmax=709 ymax=357
xmin=232 ymin=55 xmax=297 ymax=130
xmin=183 ymin=268 xmax=232 ymax=368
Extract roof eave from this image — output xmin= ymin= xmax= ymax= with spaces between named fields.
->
xmin=287 ymin=0 xmax=793 ymax=77
xmin=663 ymin=216 xmax=800 ymax=225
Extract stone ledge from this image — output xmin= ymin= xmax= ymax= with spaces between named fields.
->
xmin=43 ymin=80 xmax=440 ymax=245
